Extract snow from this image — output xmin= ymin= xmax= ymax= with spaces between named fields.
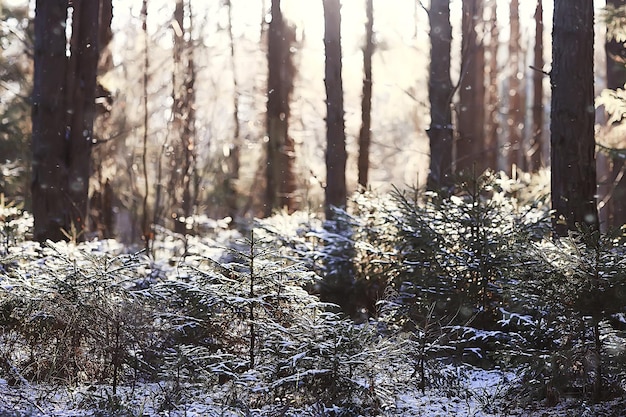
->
xmin=1 ymin=367 xmax=625 ymax=416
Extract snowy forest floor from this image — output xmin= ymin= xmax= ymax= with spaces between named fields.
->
xmin=1 ymin=367 xmax=625 ymax=417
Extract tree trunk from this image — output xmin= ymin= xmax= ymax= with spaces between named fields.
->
xmin=323 ymin=0 xmax=347 ymax=219
xmin=266 ymin=0 xmax=297 ymax=216
xmin=485 ymin=0 xmax=500 ymax=173
xmin=550 ymin=0 xmax=598 ymax=235
xmin=66 ymin=0 xmax=99 ymax=237
xmin=32 ymin=0 xmax=69 ymax=242
xmin=32 ymin=0 xmax=99 ymax=242
xmin=507 ymin=0 xmax=523 ymax=175
xmin=530 ymin=0 xmax=544 ymax=172
xmin=457 ymin=0 xmax=487 ymax=175
xmin=427 ymin=0 xmax=453 ymax=190
xmin=90 ymin=0 xmax=114 ymax=238
xmin=606 ymin=0 xmax=626 ymax=228
xmin=357 ymin=0 xmax=373 ymax=189
xmin=140 ymin=0 xmax=151 ymax=249
xmin=226 ymin=0 xmax=241 ymax=220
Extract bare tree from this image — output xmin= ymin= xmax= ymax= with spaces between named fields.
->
xmin=171 ymin=0 xmax=197 ymax=234
xmin=485 ymin=0 xmax=500 ymax=173
xmin=530 ymin=0 xmax=544 ymax=172
xmin=427 ymin=0 xmax=453 ymax=190
xmin=266 ymin=0 xmax=297 ymax=216
xmin=506 ymin=0 xmax=523 ymax=174
xmin=225 ymin=0 xmax=241 ymax=219
xmin=605 ymin=0 xmax=626 ymax=228
xmin=357 ymin=0 xmax=374 ymax=189
xmin=550 ymin=0 xmax=598 ymax=235
xmin=323 ymin=0 xmax=347 ymax=219
xmin=140 ymin=0 xmax=151 ymax=250
xmin=457 ymin=0 xmax=487 ymax=175
xmin=32 ymin=0 xmax=99 ymax=242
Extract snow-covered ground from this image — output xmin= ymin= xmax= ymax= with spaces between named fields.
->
xmin=1 ymin=367 xmax=624 ymax=416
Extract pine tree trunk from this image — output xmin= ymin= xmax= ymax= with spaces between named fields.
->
xmin=485 ymin=0 xmax=500 ymax=173
xmin=427 ymin=0 xmax=453 ymax=190
xmin=32 ymin=0 xmax=69 ymax=242
xmin=226 ymin=0 xmax=241 ymax=220
xmin=266 ymin=0 xmax=297 ymax=216
xmin=323 ymin=0 xmax=347 ymax=219
xmin=457 ymin=0 xmax=486 ymax=175
xmin=606 ymin=0 xmax=626 ymax=228
xmin=358 ymin=0 xmax=373 ymax=189
xmin=33 ymin=0 xmax=99 ymax=242
xmin=168 ymin=0 xmax=197 ymax=234
xmin=65 ymin=0 xmax=99 ymax=238
xmin=530 ymin=0 xmax=544 ymax=172
xmin=507 ymin=0 xmax=522 ymax=175
xmin=550 ymin=0 xmax=598 ymax=235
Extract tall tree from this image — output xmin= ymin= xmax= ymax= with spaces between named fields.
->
xmin=90 ymin=0 xmax=115 ymax=238
xmin=530 ymin=0 xmax=544 ymax=172
xmin=266 ymin=0 xmax=297 ymax=216
xmin=323 ymin=0 xmax=347 ymax=219
xmin=172 ymin=0 xmax=197 ymax=234
xmin=485 ymin=0 xmax=500 ymax=173
xmin=357 ymin=0 xmax=373 ymax=189
xmin=506 ymin=0 xmax=523 ymax=174
xmin=225 ymin=0 xmax=241 ymax=219
xmin=32 ymin=0 xmax=99 ymax=242
xmin=427 ymin=0 xmax=453 ymax=190
xmin=605 ymin=0 xmax=626 ymax=228
xmin=457 ymin=0 xmax=487 ymax=175
xmin=550 ymin=0 xmax=598 ymax=235
xmin=140 ymin=0 xmax=151 ymax=249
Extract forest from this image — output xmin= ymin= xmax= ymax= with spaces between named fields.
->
xmin=1 ymin=0 xmax=626 ymax=415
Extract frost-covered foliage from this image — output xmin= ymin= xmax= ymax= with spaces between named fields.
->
xmin=0 ymin=197 xmax=32 ymax=254
xmin=0 ymin=240 xmax=165 ymax=389
xmin=156 ymin=232 xmax=383 ymax=414
xmin=507 ymin=229 xmax=626 ymax=400
xmin=2 ymin=169 xmax=626 ymax=415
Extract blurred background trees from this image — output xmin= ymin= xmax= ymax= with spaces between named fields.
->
xmin=0 ymin=0 xmax=625 ymax=242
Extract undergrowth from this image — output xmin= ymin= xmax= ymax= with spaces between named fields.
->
xmin=0 ymin=170 xmax=625 ymax=415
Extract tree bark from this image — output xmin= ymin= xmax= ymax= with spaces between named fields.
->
xmin=66 ymin=0 xmax=99 ymax=237
xmin=507 ymin=0 xmax=523 ymax=175
xmin=323 ymin=0 xmax=347 ymax=219
xmin=427 ymin=0 xmax=453 ymax=190
xmin=457 ymin=0 xmax=487 ymax=175
xmin=606 ymin=0 xmax=626 ymax=228
xmin=530 ymin=0 xmax=544 ymax=172
xmin=32 ymin=0 xmax=69 ymax=242
xmin=32 ymin=0 xmax=99 ymax=242
xmin=226 ymin=0 xmax=241 ymax=220
xmin=357 ymin=0 xmax=373 ymax=189
xmin=171 ymin=0 xmax=197 ymax=234
xmin=140 ymin=0 xmax=151 ymax=249
xmin=266 ymin=0 xmax=297 ymax=216
xmin=550 ymin=0 xmax=598 ymax=235
xmin=485 ymin=0 xmax=500 ymax=173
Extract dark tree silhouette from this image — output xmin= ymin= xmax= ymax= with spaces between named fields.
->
xmin=507 ymin=0 xmax=523 ymax=174
xmin=172 ymin=0 xmax=197 ymax=234
xmin=357 ymin=0 xmax=373 ymax=189
xmin=530 ymin=0 xmax=544 ymax=172
xmin=323 ymin=0 xmax=347 ymax=219
xmin=427 ymin=0 xmax=453 ymax=190
xmin=266 ymin=0 xmax=297 ymax=216
xmin=550 ymin=0 xmax=598 ymax=235
xmin=32 ymin=0 xmax=99 ymax=242
xmin=605 ymin=0 xmax=626 ymax=228
xmin=485 ymin=0 xmax=500 ymax=173
xmin=457 ymin=0 xmax=487 ymax=175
